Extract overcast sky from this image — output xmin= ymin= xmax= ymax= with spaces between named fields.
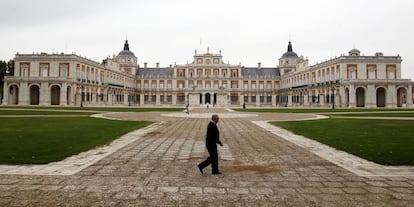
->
xmin=1 ymin=0 xmax=413 ymax=79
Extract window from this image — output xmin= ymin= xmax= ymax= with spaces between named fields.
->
xmin=368 ymin=69 xmax=376 ymax=79
xmin=350 ymin=70 xmax=356 ymax=79
xmin=190 ymin=72 xmax=193 ymax=77
xmin=233 ymin=72 xmax=237 ymax=77
xmin=388 ymin=68 xmax=395 ymax=80
xmin=21 ymin=64 xmax=29 ymax=77
xmin=223 ymin=72 xmax=226 ymax=77
xmin=40 ymin=64 xmax=48 ymax=77
xmin=179 ymin=72 xmax=183 ymax=77
xmin=60 ymin=64 xmax=68 ymax=77
xmin=348 ymin=66 xmax=357 ymax=80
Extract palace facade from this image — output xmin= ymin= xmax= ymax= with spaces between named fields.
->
xmin=2 ymin=40 xmax=413 ymax=108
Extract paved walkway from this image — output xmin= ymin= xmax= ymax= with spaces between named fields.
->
xmin=0 ymin=108 xmax=413 ymax=206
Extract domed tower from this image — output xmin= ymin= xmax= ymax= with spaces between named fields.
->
xmin=348 ymin=48 xmax=361 ymax=56
xmin=279 ymin=41 xmax=300 ymax=76
xmin=116 ymin=40 xmax=138 ymax=74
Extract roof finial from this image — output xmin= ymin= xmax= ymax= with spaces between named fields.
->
xmin=124 ymin=40 xmax=129 ymax=51
xmin=287 ymin=41 xmax=293 ymax=52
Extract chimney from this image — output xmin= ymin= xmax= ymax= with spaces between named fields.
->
xmin=144 ymin=62 xmax=148 ymax=68
xmin=156 ymin=62 xmax=160 ymax=68
xmin=258 ymin=62 xmax=261 ymax=69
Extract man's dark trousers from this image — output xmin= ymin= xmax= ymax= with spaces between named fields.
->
xmin=198 ymin=144 xmax=219 ymax=173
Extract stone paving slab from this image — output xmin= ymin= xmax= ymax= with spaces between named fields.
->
xmin=0 ymin=108 xmax=413 ymax=206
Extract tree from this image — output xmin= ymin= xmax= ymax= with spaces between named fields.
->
xmin=0 ymin=59 xmax=14 ymax=102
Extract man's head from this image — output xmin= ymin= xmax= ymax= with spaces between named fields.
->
xmin=212 ymin=114 xmax=219 ymax=123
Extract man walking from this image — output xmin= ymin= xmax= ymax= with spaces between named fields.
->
xmin=197 ymin=114 xmax=223 ymax=175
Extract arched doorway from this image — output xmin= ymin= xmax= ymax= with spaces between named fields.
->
xmin=356 ymin=87 xmax=365 ymax=107
xmin=397 ymin=87 xmax=407 ymax=107
xmin=213 ymin=93 xmax=217 ymax=106
xmin=376 ymin=87 xmax=386 ymax=107
xmin=30 ymin=85 xmax=40 ymax=105
xmin=67 ymin=86 xmax=71 ymax=105
xmin=345 ymin=88 xmax=350 ymax=107
xmin=8 ymin=85 xmax=19 ymax=105
xmin=51 ymin=85 xmax=60 ymax=105
xmin=205 ymin=93 xmax=211 ymax=104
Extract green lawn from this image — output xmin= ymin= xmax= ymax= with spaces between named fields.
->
xmin=329 ymin=113 xmax=414 ymax=117
xmin=0 ymin=117 xmax=152 ymax=164
xmin=0 ymin=106 xmax=183 ymax=112
xmin=0 ymin=110 xmax=95 ymax=115
xmin=271 ymin=119 xmax=414 ymax=166
xmin=234 ymin=108 xmax=414 ymax=113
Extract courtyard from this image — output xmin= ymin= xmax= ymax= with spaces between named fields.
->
xmin=0 ymin=108 xmax=413 ymax=206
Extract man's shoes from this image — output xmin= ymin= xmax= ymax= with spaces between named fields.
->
xmin=197 ymin=165 xmax=203 ymax=174
xmin=212 ymin=172 xmax=222 ymax=175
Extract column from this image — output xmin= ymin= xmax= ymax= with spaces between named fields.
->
xmin=60 ymin=83 xmax=67 ymax=106
xmin=366 ymin=84 xmax=375 ymax=108
xmin=406 ymin=85 xmax=413 ymax=108
xmin=172 ymin=94 xmax=177 ymax=105
xmin=156 ymin=94 xmax=160 ymax=105
xmin=124 ymin=91 xmax=129 ymax=105
xmin=2 ymin=82 xmax=8 ymax=105
xmin=40 ymin=83 xmax=49 ymax=106
xmin=287 ymin=94 xmax=292 ymax=107
xmin=338 ymin=86 xmax=345 ymax=107
xmin=304 ymin=92 xmax=309 ymax=106
xmin=349 ymin=84 xmax=355 ymax=108
xmin=387 ymin=84 xmax=396 ymax=108
xmin=272 ymin=94 xmax=276 ymax=107
xmin=140 ymin=94 xmax=144 ymax=106
xmin=19 ymin=82 xmax=28 ymax=105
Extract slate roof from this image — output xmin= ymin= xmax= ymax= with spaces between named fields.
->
xmin=137 ymin=68 xmax=174 ymax=77
xmin=241 ymin=67 xmax=280 ymax=77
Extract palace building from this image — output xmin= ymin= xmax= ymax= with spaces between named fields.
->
xmin=2 ymin=40 xmax=413 ymax=108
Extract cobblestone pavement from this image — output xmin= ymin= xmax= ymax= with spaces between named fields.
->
xmin=1 ymin=108 xmax=413 ymax=206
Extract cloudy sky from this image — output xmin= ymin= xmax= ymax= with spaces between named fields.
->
xmin=1 ymin=0 xmax=413 ymax=79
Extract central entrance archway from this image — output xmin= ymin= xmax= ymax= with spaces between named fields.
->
xmin=205 ymin=93 xmax=211 ymax=104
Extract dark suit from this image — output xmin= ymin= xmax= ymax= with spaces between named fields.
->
xmin=198 ymin=121 xmax=222 ymax=173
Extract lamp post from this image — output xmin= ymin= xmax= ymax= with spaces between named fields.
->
xmin=80 ymin=85 xmax=84 ymax=107
xmin=331 ymin=86 xmax=335 ymax=109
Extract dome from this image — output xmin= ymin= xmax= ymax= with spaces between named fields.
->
xmin=348 ymin=48 xmax=360 ymax=56
xmin=281 ymin=41 xmax=299 ymax=59
xmin=281 ymin=51 xmax=299 ymax=58
xmin=117 ymin=40 xmax=135 ymax=57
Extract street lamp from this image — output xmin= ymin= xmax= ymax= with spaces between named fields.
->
xmin=331 ymin=86 xmax=335 ymax=109
xmin=80 ymin=85 xmax=84 ymax=107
